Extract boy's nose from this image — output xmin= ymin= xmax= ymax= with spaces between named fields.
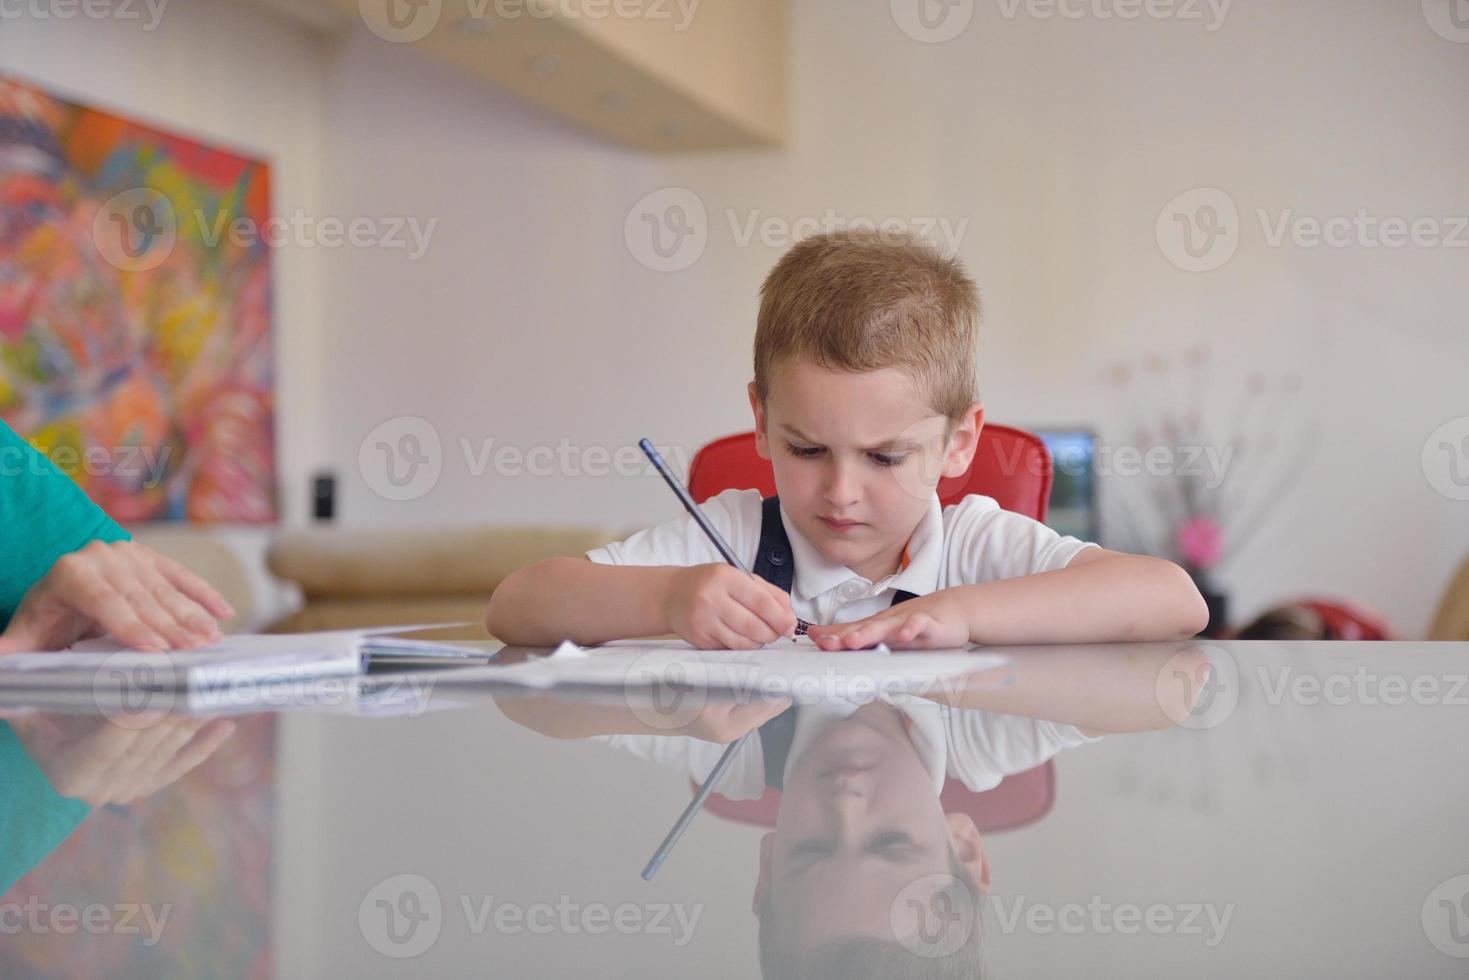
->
xmin=822 ymin=459 xmax=862 ymax=509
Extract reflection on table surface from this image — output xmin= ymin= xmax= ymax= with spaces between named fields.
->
xmin=3 ymin=640 xmax=1468 ymax=978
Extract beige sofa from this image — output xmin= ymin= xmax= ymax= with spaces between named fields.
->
xmin=263 ymin=525 xmax=622 ymax=639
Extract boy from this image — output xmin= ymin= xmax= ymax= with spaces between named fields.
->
xmin=486 ymin=230 xmax=1207 ymax=649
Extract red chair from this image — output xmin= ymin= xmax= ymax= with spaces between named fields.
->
xmin=686 ymin=424 xmax=1058 ymax=833
xmin=687 ymin=425 xmax=1053 ymax=523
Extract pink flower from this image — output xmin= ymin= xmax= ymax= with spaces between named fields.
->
xmin=1177 ymin=515 xmax=1224 ymax=571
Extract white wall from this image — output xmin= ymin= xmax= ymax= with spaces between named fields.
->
xmin=312 ymin=0 xmax=1469 ymax=639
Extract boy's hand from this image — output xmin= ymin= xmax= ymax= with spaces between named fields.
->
xmin=0 ymin=540 xmax=235 ymax=655
xmin=681 ymin=696 xmax=793 ymax=743
xmin=807 ymin=591 xmax=972 ymax=651
xmin=663 ymin=564 xmax=797 ymax=649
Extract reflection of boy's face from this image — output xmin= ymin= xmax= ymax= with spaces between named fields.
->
xmin=751 ymin=702 xmax=986 ymax=947
xmin=748 ymin=359 xmax=981 ymax=585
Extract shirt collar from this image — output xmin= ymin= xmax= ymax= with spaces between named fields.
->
xmin=780 ymin=493 xmax=945 ymax=601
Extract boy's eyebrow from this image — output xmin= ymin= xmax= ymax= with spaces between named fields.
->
xmin=776 ymin=423 xmax=922 ymax=452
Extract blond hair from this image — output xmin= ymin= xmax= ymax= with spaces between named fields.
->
xmin=753 ymin=230 xmax=981 ymax=422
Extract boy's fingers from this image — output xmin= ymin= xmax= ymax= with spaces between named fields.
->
xmin=740 ymin=579 xmax=797 ymax=636
xmin=719 ymin=608 xmax=777 ymax=648
xmin=764 ymin=582 xmax=796 ymax=621
xmin=840 ymin=618 xmax=892 ymax=649
xmin=708 ymin=620 xmax=755 ymax=651
xmin=687 ymin=615 xmax=739 ymax=650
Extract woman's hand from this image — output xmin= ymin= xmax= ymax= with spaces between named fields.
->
xmin=0 ymin=540 xmax=234 ymax=654
xmin=6 ymin=711 xmax=236 ymax=806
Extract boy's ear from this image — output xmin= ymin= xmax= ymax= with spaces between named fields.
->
xmin=945 ymin=811 xmax=990 ymax=891
xmin=940 ymin=402 xmax=985 ymax=480
xmin=748 ymin=381 xmax=772 ymax=461
xmin=752 ymin=831 xmax=776 ymax=915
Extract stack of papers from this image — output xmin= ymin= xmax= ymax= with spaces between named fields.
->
xmin=0 ymin=627 xmax=486 ymax=705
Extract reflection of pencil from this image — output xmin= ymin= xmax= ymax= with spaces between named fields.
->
xmin=641 ymin=731 xmax=742 ymax=880
xmin=637 ymin=438 xmax=812 ymax=635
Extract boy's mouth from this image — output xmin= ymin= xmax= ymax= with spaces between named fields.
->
xmin=819 ymin=516 xmax=864 ymax=532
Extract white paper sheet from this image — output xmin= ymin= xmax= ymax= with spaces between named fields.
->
xmin=430 ymin=637 xmax=1011 ymax=704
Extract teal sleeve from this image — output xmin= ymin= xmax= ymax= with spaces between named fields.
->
xmin=0 ymin=721 xmax=92 ymax=895
xmin=0 ymin=420 xmax=130 ymax=629
xmin=0 ymin=420 xmax=131 ymax=893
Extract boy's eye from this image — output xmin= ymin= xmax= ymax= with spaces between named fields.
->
xmin=784 ymin=444 xmax=907 ymax=467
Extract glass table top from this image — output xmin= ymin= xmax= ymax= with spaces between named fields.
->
xmin=2 ymin=638 xmax=1468 ymax=979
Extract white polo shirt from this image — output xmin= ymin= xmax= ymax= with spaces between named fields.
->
xmin=594 ymin=695 xmax=1099 ymax=800
xmin=585 ymin=487 xmax=1100 ymax=627
xmin=586 ymin=488 xmax=1102 ymax=797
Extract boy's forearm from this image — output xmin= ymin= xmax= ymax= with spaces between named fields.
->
xmin=953 ymin=554 xmax=1209 ymax=646
xmin=485 ymin=557 xmax=680 ymax=646
xmin=920 ymin=643 xmax=1209 ymax=732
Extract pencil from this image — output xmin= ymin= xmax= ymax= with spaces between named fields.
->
xmin=636 ymin=437 xmax=802 ymax=879
xmin=637 ymin=438 xmax=812 ymax=633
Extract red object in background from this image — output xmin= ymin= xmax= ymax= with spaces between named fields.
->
xmin=685 ymin=424 xmax=1059 ymax=834
xmin=687 ymin=424 xmax=1054 ymax=515
xmin=1295 ymin=599 xmax=1393 ymax=641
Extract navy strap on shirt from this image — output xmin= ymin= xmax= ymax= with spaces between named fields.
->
xmin=753 ymin=496 xmax=918 ymax=790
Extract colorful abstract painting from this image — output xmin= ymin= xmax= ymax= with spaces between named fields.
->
xmin=0 ymin=73 xmax=276 ymax=523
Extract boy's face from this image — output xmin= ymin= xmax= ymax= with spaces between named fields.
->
xmin=748 ymin=359 xmax=983 ymax=583
xmin=750 ymin=702 xmax=987 ymax=948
